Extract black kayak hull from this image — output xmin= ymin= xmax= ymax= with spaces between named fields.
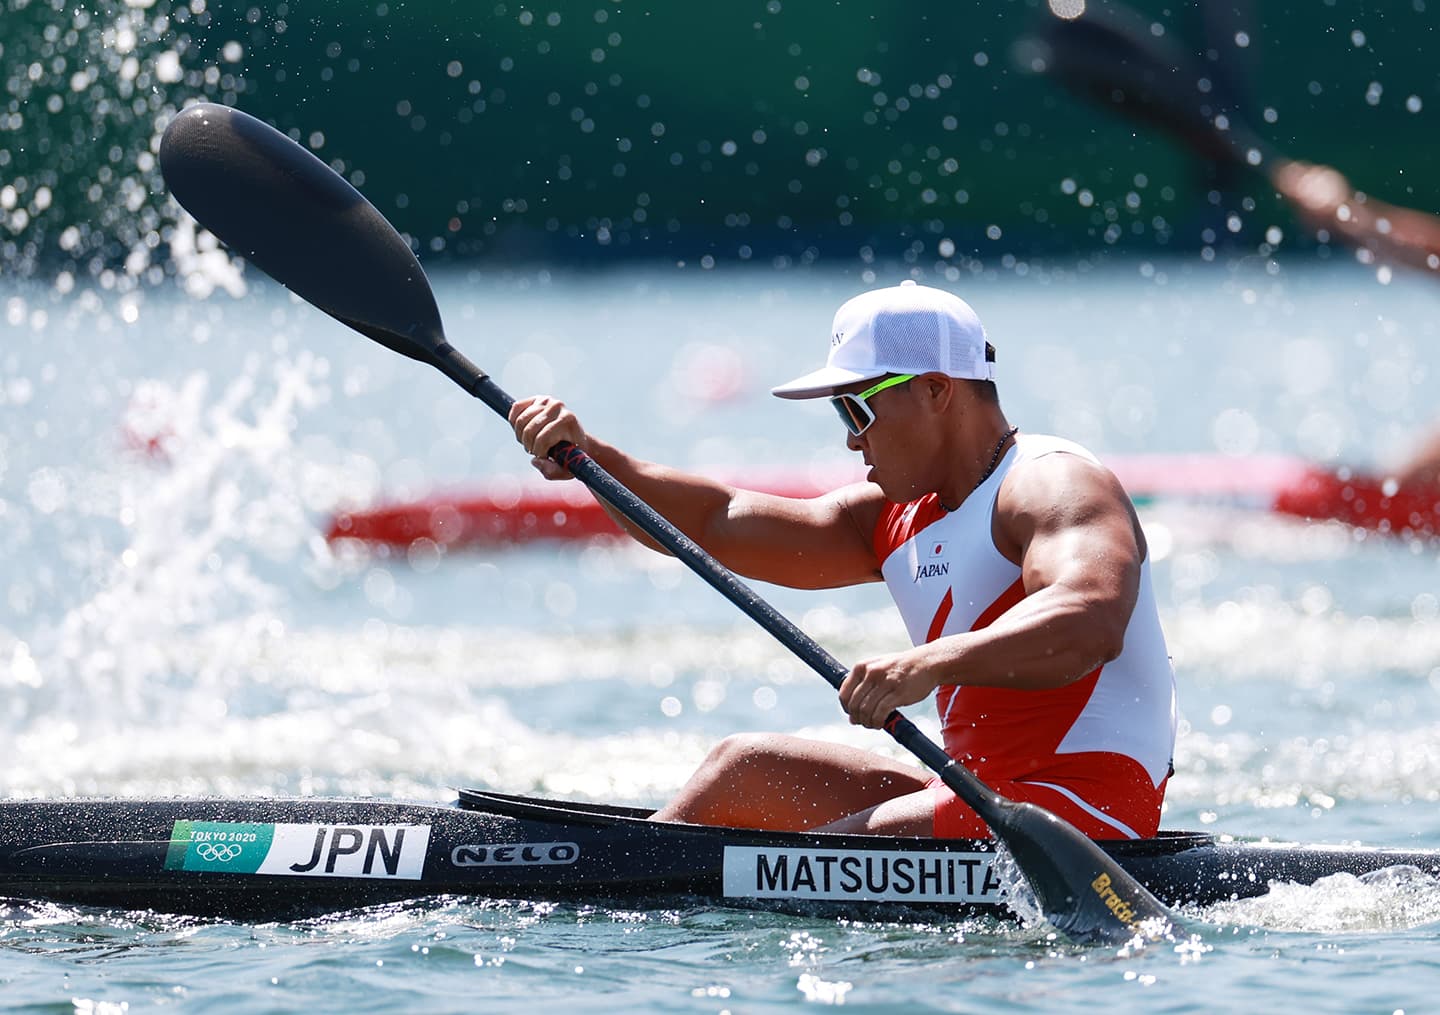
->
xmin=1 ymin=790 xmax=1436 ymax=921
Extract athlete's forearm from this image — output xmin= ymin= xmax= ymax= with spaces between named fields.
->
xmin=1326 ymin=194 xmax=1440 ymax=271
xmin=575 ymin=435 xmax=741 ymax=555
xmin=924 ymin=585 xmax=1128 ymax=691
xmin=572 ymin=437 xmax=884 ymax=590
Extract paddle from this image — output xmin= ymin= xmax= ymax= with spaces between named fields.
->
xmin=1036 ymin=4 xmax=1440 ymax=275
xmin=158 ymin=102 xmax=1176 ymax=946
xmin=1029 ymin=4 xmax=1280 ymax=178
xmin=1028 ymin=6 xmax=1434 ymax=267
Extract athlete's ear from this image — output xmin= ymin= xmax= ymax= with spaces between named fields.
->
xmin=918 ymin=373 xmax=954 ymax=410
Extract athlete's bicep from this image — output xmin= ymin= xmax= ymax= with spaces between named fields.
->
xmin=706 ymin=482 xmax=888 ymax=590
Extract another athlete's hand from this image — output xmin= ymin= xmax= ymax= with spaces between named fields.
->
xmin=509 ymin=395 xmax=586 ymax=480
xmin=1273 ymin=160 xmax=1352 ymax=227
xmin=838 ymin=649 xmax=942 ymax=729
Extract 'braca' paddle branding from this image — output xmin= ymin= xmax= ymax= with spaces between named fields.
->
xmin=164 ymin=821 xmax=432 ymax=880
xmin=723 ymin=846 xmax=1001 ymax=903
xmin=1089 ymin=871 xmax=1140 ymax=927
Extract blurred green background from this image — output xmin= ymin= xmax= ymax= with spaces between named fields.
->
xmin=1 ymin=0 xmax=1435 ymax=274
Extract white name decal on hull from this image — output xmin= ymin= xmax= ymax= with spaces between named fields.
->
xmin=722 ymin=846 xmax=1002 ymax=903
xmin=166 ymin=821 xmax=432 ymax=880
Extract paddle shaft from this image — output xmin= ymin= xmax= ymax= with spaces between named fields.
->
xmin=434 ymin=341 xmax=999 ymax=814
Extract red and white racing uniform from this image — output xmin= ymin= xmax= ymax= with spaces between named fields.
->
xmin=875 ymin=434 xmax=1177 ymax=839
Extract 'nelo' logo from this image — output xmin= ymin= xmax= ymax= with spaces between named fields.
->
xmin=451 ymin=842 xmax=580 ymax=867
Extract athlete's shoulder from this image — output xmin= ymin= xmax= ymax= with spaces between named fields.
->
xmin=999 ymin=434 xmax=1132 ymax=517
xmin=1012 ymin=433 xmax=1101 ymax=466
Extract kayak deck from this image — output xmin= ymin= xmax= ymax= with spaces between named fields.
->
xmin=1 ymin=790 xmax=1436 ymax=921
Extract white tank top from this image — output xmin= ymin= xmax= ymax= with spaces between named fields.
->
xmin=875 ymin=434 xmax=1177 ymax=787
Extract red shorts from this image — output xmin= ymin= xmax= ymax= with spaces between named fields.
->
xmin=926 ymin=753 xmax=1168 ymax=840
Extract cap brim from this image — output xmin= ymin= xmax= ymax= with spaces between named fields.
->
xmin=770 ymin=365 xmax=886 ymax=400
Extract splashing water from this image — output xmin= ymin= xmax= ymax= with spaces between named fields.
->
xmin=5 ymin=349 xmax=352 ymax=740
xmin=1204 ymin=865 xmax=1440 ymax=933
xmin=984 ymin=843 xmax=1048 ymax=931
xmin=795 ymin=971 xmax=853 ymax=1005
xmin=0 ymin=0 xmax=242 ymax=288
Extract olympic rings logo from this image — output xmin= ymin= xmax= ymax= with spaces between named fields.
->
xmin=195 ymin=842 xmax=244 ymax=862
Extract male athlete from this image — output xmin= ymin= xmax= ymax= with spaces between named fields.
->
xmin=510 ymin=280 xmax=1177 ymax=840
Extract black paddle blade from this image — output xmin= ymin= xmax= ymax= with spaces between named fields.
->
xmin=991 ymin=798 xmax=1173 ymax=945
xmin=159 ymin=102 xmax=446 ymax=365
xmin=916 ymin=734 xmax=1177 ymax=945
xmin=1028 ymin=6 xmax=1272 ymax=171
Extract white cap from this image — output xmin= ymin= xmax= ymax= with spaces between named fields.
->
xmin=771 ymin=280 xmax=994 ymax=399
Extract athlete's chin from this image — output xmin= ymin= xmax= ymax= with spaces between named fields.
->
xmin=865 ymin=467 xmax=904 ymax=502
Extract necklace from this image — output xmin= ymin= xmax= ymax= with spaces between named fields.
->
xmin=941 ymin=425 xmax=1019 ymax=511
xmin=976 ymin=425 xmax=1020 ymax=490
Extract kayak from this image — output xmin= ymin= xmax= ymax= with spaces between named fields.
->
xmin=1270 ymin=466 xmax=1440 ymax=538
xmin=324 ymin=456 xmax=1440 ymax=549
xmin=3 ymin=789 xmax=1437 ymax=921
xmin=324 ymin=466 xmax=858 ymax=547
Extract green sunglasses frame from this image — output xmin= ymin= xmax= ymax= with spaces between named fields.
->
xmin=829 ymin=373 xmax=916 ymax=436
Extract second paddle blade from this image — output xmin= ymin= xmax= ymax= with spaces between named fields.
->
xmin=159 ymin=102 xmax=447 ymax=365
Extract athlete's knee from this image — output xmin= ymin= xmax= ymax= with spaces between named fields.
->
xmin=703 ymin=732 xmax=786 ymax=771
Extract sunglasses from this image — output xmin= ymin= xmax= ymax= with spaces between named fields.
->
xmin=829 ymin=374 xmax=916 ymax=436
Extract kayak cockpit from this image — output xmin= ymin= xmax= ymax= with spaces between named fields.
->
xmin=455 ymin=788 xmax=1218 ymax=856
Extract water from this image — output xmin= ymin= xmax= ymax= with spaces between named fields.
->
xmin=5 ymin=260 xmax=1440 ymax=1011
